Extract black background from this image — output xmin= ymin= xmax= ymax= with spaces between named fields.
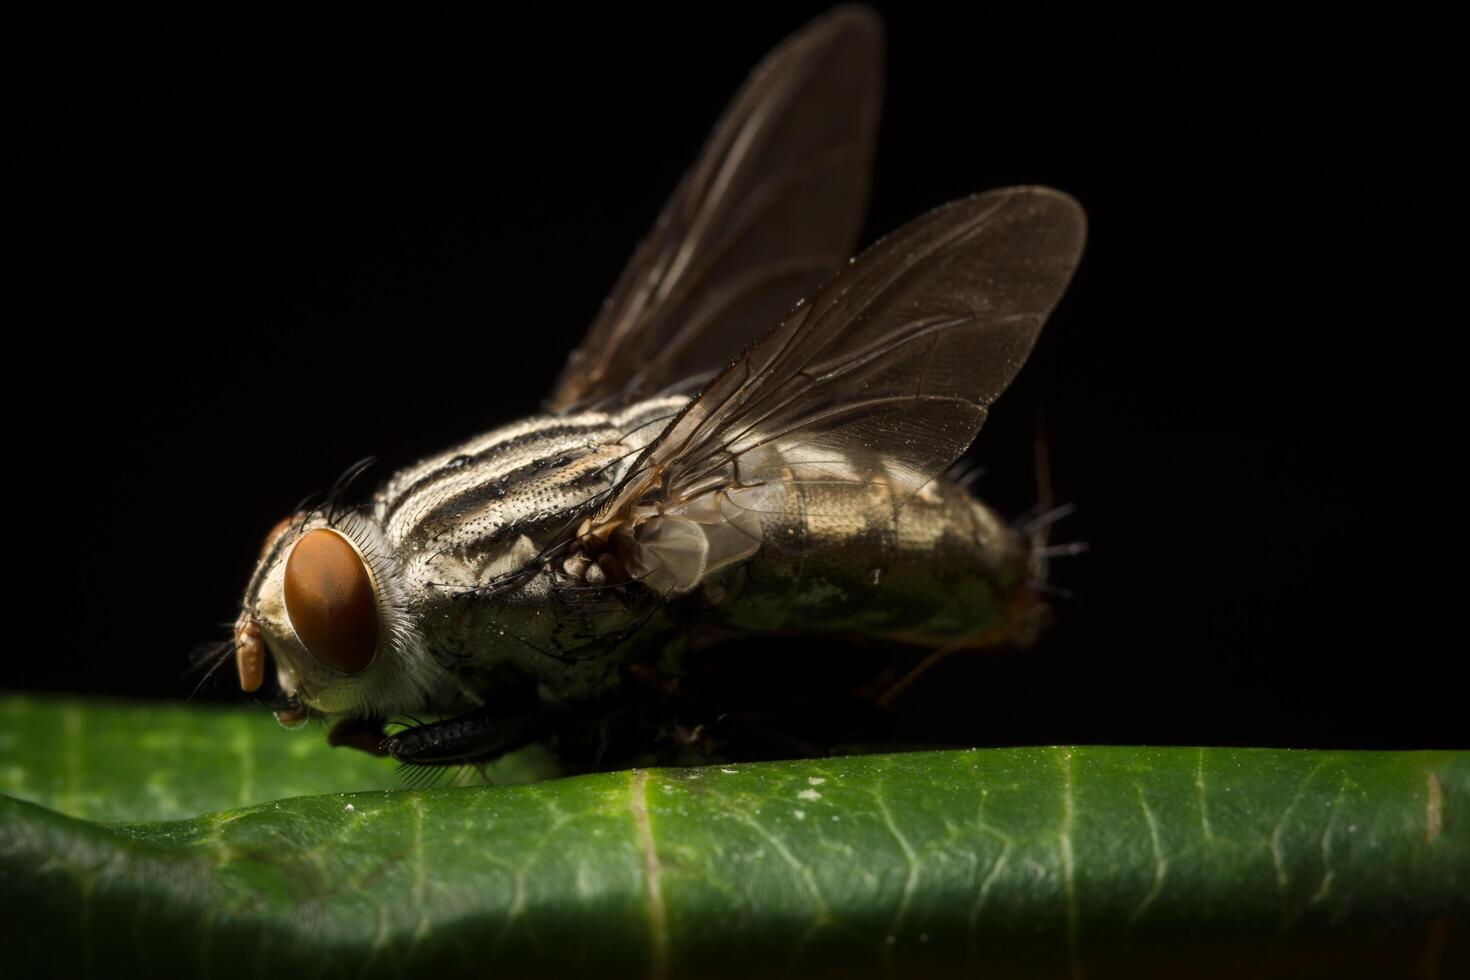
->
xmin=9 ymin=5 xmax=1460 ymax=748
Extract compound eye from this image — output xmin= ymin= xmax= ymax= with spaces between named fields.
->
xmin=283 ymin=529 xmax=379 ymax=674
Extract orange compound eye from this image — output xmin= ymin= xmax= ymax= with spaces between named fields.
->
xmin=283 ymin=528 xmax=379 ymax=674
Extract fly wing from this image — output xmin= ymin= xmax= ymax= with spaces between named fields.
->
xmin=632 ymin=186 xmax=1085 ymax=503
xmin=601 ymin=187 xmax=1086 ymax=592
xmin=545 ymin=7 xmax=883 ymax=413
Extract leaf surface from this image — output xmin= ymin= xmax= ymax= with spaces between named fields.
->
xmin=2 ymin=695 xmax=1465 ymax=978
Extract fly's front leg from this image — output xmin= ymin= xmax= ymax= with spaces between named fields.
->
xmin=382 ymin=703 xmax=544 ymax=767
xmin=326 ymin=690 xmax=546 ymax=767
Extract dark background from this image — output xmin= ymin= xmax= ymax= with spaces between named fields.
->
xmin=8 ymin=5 xmax=1460 ymax=748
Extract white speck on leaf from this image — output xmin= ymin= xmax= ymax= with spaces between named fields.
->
xmin=808 ymin=777 xmax=826 ymax=786
xmin=798 ymin=789 xmax=822 ymax=801
xmin=793 ymin=809 xmax=806 ymax=821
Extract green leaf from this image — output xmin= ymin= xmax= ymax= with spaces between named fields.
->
xmin=0 ymin=694 xmax=560 ymax=822
xmin=2 ymin=695 xmax=1466 ymax=978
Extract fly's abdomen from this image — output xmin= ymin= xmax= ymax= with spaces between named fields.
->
xmin=714 ymin=476 xmax=1036 ymax=649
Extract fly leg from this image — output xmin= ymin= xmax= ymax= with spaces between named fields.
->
xmin=325 ymin=694 xmax=546 ymax=768
xmin=382 ymin=703 xmax=544 ymax=767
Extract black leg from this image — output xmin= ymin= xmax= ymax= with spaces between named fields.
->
xmin=382 ymin=703 xmax=543 ymax=767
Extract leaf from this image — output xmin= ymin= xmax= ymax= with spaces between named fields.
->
xmin=1 ymin=695 xmax=1466 ymax=978
xmin=0 ymin=694 xmax=560 ymax=822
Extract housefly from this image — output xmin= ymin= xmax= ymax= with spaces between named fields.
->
xmin=227 ymin=7 xmax=1086 ymax=774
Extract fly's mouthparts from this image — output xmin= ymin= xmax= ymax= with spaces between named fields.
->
xmin=275 ymin=698 xmax=309 ymax=730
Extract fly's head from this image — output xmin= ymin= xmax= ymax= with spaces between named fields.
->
xmin=234 ymin=509 xmax=442 ymax=726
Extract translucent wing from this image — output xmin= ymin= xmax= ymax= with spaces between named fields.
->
xmin=546 ymin=6 xmax=883 ymax=413
xmin=597 ymin=187 xmax=1086 ymax=591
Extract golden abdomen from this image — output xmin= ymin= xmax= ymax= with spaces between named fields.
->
xmin=715 ymin=476 xmax=1035 ymax=648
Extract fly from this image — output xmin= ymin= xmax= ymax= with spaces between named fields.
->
xmin=228 ymin=7 xmax=1085 ymax=774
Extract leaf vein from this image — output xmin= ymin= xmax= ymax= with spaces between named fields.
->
xmin=1131 ymin=786 xmax=1167 ymax=924
xmin=630 ymin=769 xmax=668 ymax=980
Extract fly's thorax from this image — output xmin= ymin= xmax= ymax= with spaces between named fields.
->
xmin=373 ymin=398 xmax=687 ymax=551
xmin=419 ymin=564 xmax=645 ymax=701
xmin=359 ymin=398 xmax=688 ymax=695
